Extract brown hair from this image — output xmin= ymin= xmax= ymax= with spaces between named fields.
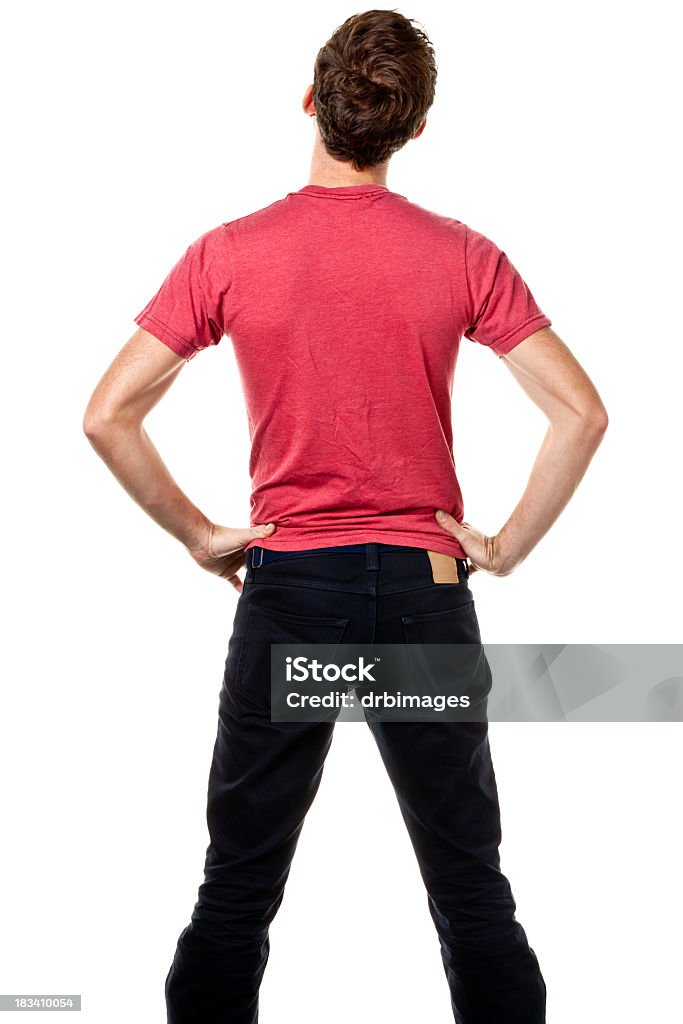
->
xmin=312 ymin=10 xmax=437 ymax=172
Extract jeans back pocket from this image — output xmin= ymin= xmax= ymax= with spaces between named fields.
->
xmin=400 ymin=601 xmax=491 ymax=718
xmin=227 ymin=600 xmax=350 ymax=711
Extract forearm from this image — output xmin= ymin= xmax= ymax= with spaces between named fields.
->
xmin=84 ymin=419 xmax=211 ymax=552
xmin=496 ymin=413 xmax=607 ymax=572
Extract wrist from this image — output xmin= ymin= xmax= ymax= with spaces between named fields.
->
xmin=183 ymin=514 xmax=214 ymax=559
xmin=491 ymin=531 xmax=524 ymax=576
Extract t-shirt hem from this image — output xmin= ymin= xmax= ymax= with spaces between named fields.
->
xmin=134 ymin=312 xmax=199 ymax=361
xmin=243 ymin=530 xmax=467 ymax=560
xmin=489 ymin=314 xmax=552 ymax=356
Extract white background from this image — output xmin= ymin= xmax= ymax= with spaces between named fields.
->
xmin=1 ymin=1 xmax=681 ymax=1021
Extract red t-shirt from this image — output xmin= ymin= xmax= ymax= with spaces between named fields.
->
xmin=134 ymin=183 xmax=551 ymax=559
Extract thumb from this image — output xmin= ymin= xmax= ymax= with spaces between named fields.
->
xmin=251 ymin=522 xmax=276 ymax=537
xmin=435 ymin=509 xmax=463 ymax=535
xmin=219 ymin=521 xmax=276 ymax=551
xmin=249 ymin=524 xmax=276 ymax=540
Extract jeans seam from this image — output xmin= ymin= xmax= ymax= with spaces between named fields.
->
xmin=247 ymin=579 xmax=465 ymax=596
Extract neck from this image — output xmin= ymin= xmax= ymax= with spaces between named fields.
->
xmin=306 ymin=132 xmax=389 ymax=189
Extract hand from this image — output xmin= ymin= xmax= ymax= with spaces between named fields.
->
xmin=434 ymin=510 xmax=517 ymax=577
xmin=186 ymin=521 xmax=277 ymax=593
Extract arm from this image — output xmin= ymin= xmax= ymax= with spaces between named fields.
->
xmin=82 ymin=327 xmax=275 ymax=591
xmin=435 ymin=325 xmax=608 ymax=575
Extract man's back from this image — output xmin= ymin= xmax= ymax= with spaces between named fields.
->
xmin=134 ymin=181 xmax=551 ymax=558
xmin=82 ymin=14 xmax=612 ymax=1021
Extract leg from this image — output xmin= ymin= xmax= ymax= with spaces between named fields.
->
xmin=366 ymin=716 xmax=546 ymax=1022
xmin=368 ymin=585 xmax=546 ymax=1022
xmin=165 ymin=589 xmax=340 ymax=1023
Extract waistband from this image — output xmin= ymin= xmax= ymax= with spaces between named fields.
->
xmin=248 ymin=542 xmax=470 ymax=578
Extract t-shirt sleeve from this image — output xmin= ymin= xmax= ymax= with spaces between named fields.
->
xmin=133 ymin=226 xmax=230 ymax=361
xmin=463 ymin=225 xmax=552 ymax=357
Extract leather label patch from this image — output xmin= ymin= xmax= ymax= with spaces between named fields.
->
xmin=427 ymin=550 xmax=460 ymax=584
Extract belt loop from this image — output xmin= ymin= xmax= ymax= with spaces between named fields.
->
xmin=252 ymin=545 xmax=264 ymax=568
xmin=366 ymin=543 xmax=380 ymax=571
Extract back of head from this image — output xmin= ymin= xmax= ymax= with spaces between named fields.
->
xmin=312 ymin=9 xmax=438 ymax=172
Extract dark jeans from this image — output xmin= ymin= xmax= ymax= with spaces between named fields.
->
xmin=165 ymin=543 xmax=546 ymax=1023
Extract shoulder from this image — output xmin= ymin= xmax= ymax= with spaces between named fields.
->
xmin=386 ymin=193 xmax=469 ymax=241
xmin=185 ymin=198 xmax=290 ymax=253
xmin=221 ymin=197 xmax=291 ymax=239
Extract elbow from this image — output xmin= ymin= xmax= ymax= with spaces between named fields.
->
xmin=82 ymin=402 xmax=132 ymax=443
xmin=552 ymin=402 xmax=608 ymax=447
xmin=82 ymin=411 xmax=101 ymax=440
xmin=82 ymin=401 xmax=109 ymax=441
xmin=578 ymin=402 xmax=608 ymax=448
xmin=586 ymin=402 xmax=609 ymax=437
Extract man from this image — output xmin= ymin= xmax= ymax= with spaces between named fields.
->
xmin=84 ymin=10 xmax=607 ymax=1023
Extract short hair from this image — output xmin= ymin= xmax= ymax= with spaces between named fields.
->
xmin=312 ymin=9 xmax=438 ymax=172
